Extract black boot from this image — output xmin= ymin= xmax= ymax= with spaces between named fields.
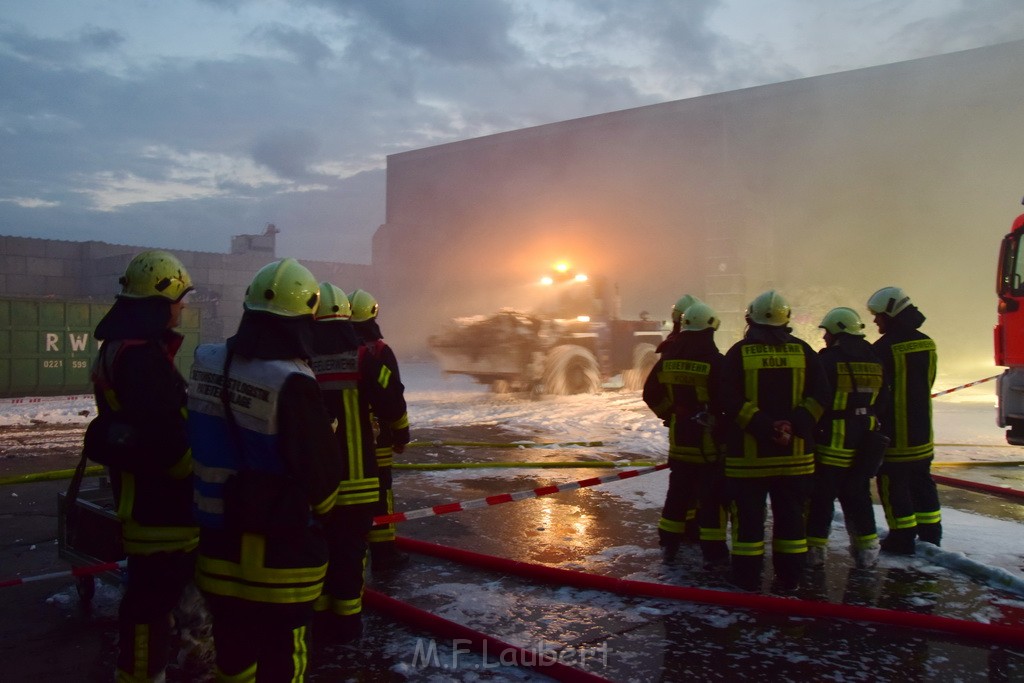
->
xmin=729 ymin=555 xmax=763 ymax=592
xmin=371 ymin=542 xmax=410 ymax=571
xmin=916 ymin=522 xmax=942 ymax=546
xmin=700 ymin=541 xmax=729 ymax=570
xmin=880 ymin=528 xmax=916 ymax=555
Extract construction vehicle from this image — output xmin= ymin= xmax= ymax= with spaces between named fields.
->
xmin=428 ymin=263 xmax=664 ymax=395
xmin=995 ymin=199 xmax=1024 ymax=444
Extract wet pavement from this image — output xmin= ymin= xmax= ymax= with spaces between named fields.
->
xmin=3 ymin=411 xmax=1024 ymax=680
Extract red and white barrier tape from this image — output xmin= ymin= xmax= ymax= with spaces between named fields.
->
xmin=373 ymin=462 xmax=669 ymax=526
xmin=931 ymin=375 xmax=999 ymax=398
xmin=0 ymin=559 xmax=125 ymax=589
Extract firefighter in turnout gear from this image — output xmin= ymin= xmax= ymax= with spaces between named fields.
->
xmin=309 ymin=282 xmax=408 ymax=639
xmin=867 ymin=286 xmax=940 ymax=555
xmin=188 ymin=259 xmax=341 ymax=681
xmin=806 ymin=307 xmax=888 ymax=570
xmin=84 ymin=249 xmax=198 ymax=682
xmin=643 ymin=301 xmax=729 ymax=569
xmin=657 ymin=294 xmax=702 ymax=350
xmin=720 ymin=290 xmax=830 ymax=591
xmin=349 ymin=288 xmax=411 ymax=571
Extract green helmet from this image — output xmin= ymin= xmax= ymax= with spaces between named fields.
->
xmin=867 ymin=286 xmax=911 ymax=318
xmin=671 ymin=294 xmax=701 ymax=323
xmin=244 ymin=258 xmax=319 ymax=317
xmin=348 ymin=289 xmax=379 ymax=323
xmin=747 ymin=290 xmax=791 ymax=327
xmin=819 ymin=307 xmax=865 ymax=336
xmin=314 ymin=282 xmax=352 ymax=322
xmin=118 ymin=250 xmax=193 ymax=302
xmin=681 ymin=302 xmax=720 ymax=331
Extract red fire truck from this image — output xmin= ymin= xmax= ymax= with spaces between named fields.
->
xmin=995 ymin=200 xmax=1024 ymax=444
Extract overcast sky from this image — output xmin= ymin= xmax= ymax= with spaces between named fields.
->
xmin=2 ymin=0 xmax=1023 ymax=264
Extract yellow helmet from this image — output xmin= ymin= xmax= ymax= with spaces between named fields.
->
xmin=867 ymin=286 xmax=911 ymax=318
xmin=118 ymin=250 xmax=193 ymax=302
xmin=315 ymin=282 xmax=352 ymax=322
xmin=819 ymin=307 xmax=865 ymax=336
xmin=244 ymin=258 xmax=319 ymax=317
xmin=682 ymin=302 xmax=720 ymax=331
xmin=671 ymin=294 xmax=701 ymax=323
xmin=747 ymin=290 xmax=791 ymax=327
xmin=348 ymin=289 xmax=379 ymax=323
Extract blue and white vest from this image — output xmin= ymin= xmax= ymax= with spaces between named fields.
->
xmin=187 ymin=343 xmax=315 ymax=529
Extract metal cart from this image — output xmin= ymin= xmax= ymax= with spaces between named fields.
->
xmin=57 ymin=473 xmax=125 ymax=607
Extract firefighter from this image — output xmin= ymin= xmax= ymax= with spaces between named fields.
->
xmin=349 ymin=288 xmax=411 ymax=571
xmin=720 ymin=290 xmax=830 ymax=591
xmin=867 ymin=286 xmax=940 ymax=554
xmin=188 ymin=259 xmax=341 ymax=680
xmin=84 ymin=250 xmax=198 ymax=682
xmin=657 ymin=294 xmax=702 ymax=352
xmin=309 ymin=282 xmax=407 ymax=639
xmin=643 ymin=301 xmax=729 ymax=569
xmin=806 ymin=307 xmax=888 ymax=570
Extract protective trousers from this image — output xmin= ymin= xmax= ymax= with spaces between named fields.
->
xmin=877 ymin=458 xmax=942 ymax=547
xmin=806 ymin=463 xmax=878 ymax=550
xmin=368 ymin=463 xmax=398 ymax=556
xmin=318 ymin=503 xmax=374 ymax=618
xmin=729 ymin=475 xmax=810 ymax=589
xmin=115 ymin=550 xmax=196 ymax=682
xmin=204 ymin=595 xmax=314 ymax=682
xmin=658 ymin=460 xmax=728 ymax=562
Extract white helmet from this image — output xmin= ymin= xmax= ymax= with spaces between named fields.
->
xmin=747 ymin=290 xmax=791 ymax=327
xmin=819 ymin=307 xmax=865 ymax=336
xmin=682 ymin=302 xmax=720 ymax=331
xmin=867 ymin=286 xmax=911 ymax=318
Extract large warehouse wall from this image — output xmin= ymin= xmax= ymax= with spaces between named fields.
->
xmin=375 ymin=40 xmax=1024 ymax=372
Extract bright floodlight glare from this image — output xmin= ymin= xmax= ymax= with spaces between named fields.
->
xmin=554 ymin=262 xmax=570 ymax=273
xmin=577 ymin=315 xmax=590 ymax=322
xmin=574 ymin=273 xmax=588 ymax=282
xmin=540 ymin=276 xmax=554 ymax=286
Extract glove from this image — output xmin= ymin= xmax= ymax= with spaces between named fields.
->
xmin=772 ymin=420 xmax=793 ymax=446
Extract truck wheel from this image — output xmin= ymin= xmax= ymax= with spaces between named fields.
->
xmin=622 ymin=343 xmax=657 ymax=391
xmin=542 ymin=345 xmax=601 ymax=395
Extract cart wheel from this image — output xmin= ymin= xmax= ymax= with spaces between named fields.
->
xmin=76 ymin=575 xmax=96 ymax=609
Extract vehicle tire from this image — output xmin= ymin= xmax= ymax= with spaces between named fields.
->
xmin=622 ymin=343 xmax=657 ymax=391
xmin=491 ymin=378 xmax=512 ymax=394
xmin=542 ymin=345 xmax=601 ymax=395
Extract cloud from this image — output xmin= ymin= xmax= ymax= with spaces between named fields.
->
xmin=256 ymin=23 xmax=334 ymax=71
xmin=321 ymin=0 xmax=522 ymax=65
xmin=1 ymin=0 xmax=1024 ymax=267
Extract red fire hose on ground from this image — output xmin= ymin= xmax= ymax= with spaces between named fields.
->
xmin=393 ymin=537 xmax=1024 ymax=649
xmin=363 ymin=590 xmax=612 ymax=683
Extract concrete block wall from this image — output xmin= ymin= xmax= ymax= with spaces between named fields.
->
xmin=0 ymin=230 xmax=374 ymax=346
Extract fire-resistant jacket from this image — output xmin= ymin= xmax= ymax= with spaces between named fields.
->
xmin=354 ymin=329 xmax=410 ymax=466
xmin=642 ymin=329 xmax=724 ymax=463
xmin=310 ymin=322 xmax=405 ymax=508
xmin=720 ymin=325 xmax=830 ymax=478
xmin=816 ymin=334 xmax=888 ymax=467
xmin=188 ymin=333 xmax=341 ymax=606
xmin=872 ymin=306 xmax=937 ymax=462
xmin=87 ymin=299 xmax=198 ymax=556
